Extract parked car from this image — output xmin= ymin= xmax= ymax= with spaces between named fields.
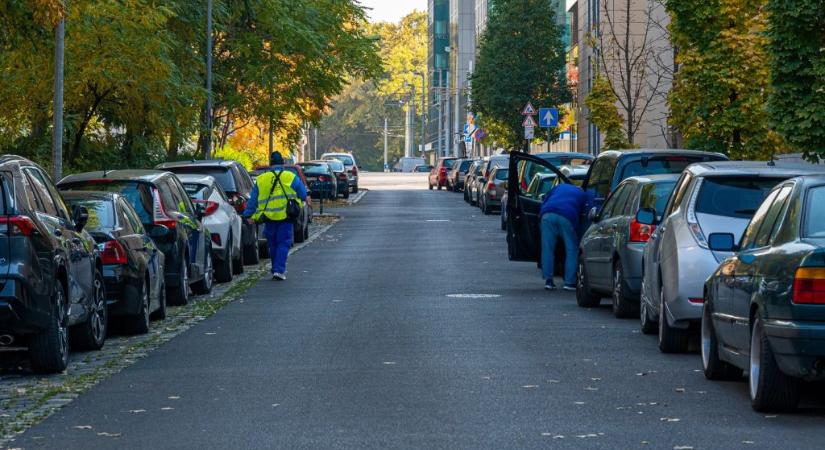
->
xmin=702 ymin=175 xmax=825 ymax=411
xmin=156 ymin=160 xmax=259 ymax=265
xmin=464 ymin=160 xmax=485 ymax=204
xmin=428 ymin=157 xmax=458 ymax=190
xmin=448 ymin=158 xmax=475 ymax=192
xmin=413 ymin=165 xmax=433 ymax=173
xmin=576 ymin=174 xmax=679 ymax=318
xmin=59 ymin=170 xmax=214 ymax=306
xmin=177 ymin=174 xmax=243 ymax=283
xmin=321 ymin=152 xmax=359 ymax=193
xmin=325 ymin=159 xmax=350 ymax=199
xmin=516 ymin=152 xmax=594 ymax=192
xmin=639 ymin=161 xmax=825 ymax=353
xmin=478 ymin=167 xmax=509 ymax=215
xmin=297 ymin=162 xmax=337 ymax=200
xmin=0 ymin=156 xmax=106 ymax=373
xmin=503 ymin=172 xmax=566 ymax=231
xmin=61 ymin=192 xmax=167 ymax=334
xmin=470 ymin=155 xmax=509 ymax=206
xmin=559 ymin=165 xmax=589 ymax=187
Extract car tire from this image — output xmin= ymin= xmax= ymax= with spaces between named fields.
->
xmin=612 ymin=261 xmax=637 ymax=319
xmin=639 ymin=284 xmax=657 ymax=335
xmin=215 ymin=241 xmax=233 ymax=284
xmin=352 ymin=185 xmax=358 ymax=194
xmin=658 ymin=293 xmax=690 ymax=353
xmin=150 ymin=283 xmax=167 ymax=321
xmin=192 ymin=252 xmax=214 ymax=295
xmin=470 ymin=191 xmax=477 ymax=206
xmin=428 ymin=183 xmax=433 ymax=190
xmin=500 ymin=213 xmax=506 ymax=231
xmin=576 ymin=256 xmax=601 ymax=308
xmin=29 ymin=282 xmax=69 ymax=374
xmin=343 ymin=189 xmax=350 ymax=199
xmin=437 ymin=184 xmax=442 ymax=190
xmin=124 ymin=276 xmax=151 ymax=335
xmin=70 ymin=270 xmax=108 ymax=351
xmin=168 ymin=255 xmax=190 ymax=306
xmin=701 ymin=303 xmax=742 ymax=380
xmin=463 ymin=188 xmax=469 ymax=202
xmin=750 ymin=316 xmax=800 ymax=412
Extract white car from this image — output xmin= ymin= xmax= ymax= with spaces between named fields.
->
xmin=177 ymin=174 xmax=243 ymax=284
xmin=321 ymin=152 xmax=359 ymax=193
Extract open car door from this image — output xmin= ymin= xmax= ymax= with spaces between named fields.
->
xmin=506 ymin=152 xmax=571 ymax=262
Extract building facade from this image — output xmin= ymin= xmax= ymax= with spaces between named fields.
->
xmin=426 ymin=0 xmax=451 ymax=160
xmin=450 ymin=0 xmax=476 ymax=157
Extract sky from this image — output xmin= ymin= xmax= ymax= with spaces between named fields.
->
xmin=359 ymin=0 xmax=427 ymax=23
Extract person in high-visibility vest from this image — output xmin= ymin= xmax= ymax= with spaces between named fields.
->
xmin=243 ymin=152 xmax=308 ymax=280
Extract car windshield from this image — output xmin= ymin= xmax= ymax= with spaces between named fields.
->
xmin=325 ymin=155 xmax=354 ymax=165
xmin=639 ymin=181 xmax=678 ymax=216
xmin=495 ymin=169 xmax=509 ymax=181
xmin=326 ymin=160 xmax=345 ymax=172
xmin=65 ymin=199 xmax=115 ymax=230
xmin=299 ymin=164 xmax=328 ymax=175
xmin=620 ymin=156 xmax=707 ymax=179
xmin=61 ymin=181 xmax=154 ymax=224
xmin=695 ymin=177 xmax=784 ymax=219
xmin=804 ymin=186 xmax=825 ymax=238
xmin=459 ymin=160 xmax=473 ymax=171
xmin=183 ymin=183 xmax=210 ymax=201
xmin=165 ymin=167 xmax=236 ymax=193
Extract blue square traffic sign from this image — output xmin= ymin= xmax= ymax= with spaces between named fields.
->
xmin=539 ymin=108 xmax=559 ymax=128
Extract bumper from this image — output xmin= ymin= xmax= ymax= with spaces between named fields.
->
xmin=621 ymin=243 xmax=646 ymax=297
xmin=102 ymin=265 xmax=142 ymax=317
xmin=664 ymin=245 xmax=720 ymax=326
xmin=484 ymin=194 xmax=502 ymax=209
xmin=765 ymin=319 xmax=825 ymax=380
xmin=0 ymin=278 xmax=50 ymax=334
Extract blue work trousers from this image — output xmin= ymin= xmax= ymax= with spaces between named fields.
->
xmin=540 ymin=213 xmax=578 ymax=286
xmin=263 ymin=220 xmax=294 ymax=274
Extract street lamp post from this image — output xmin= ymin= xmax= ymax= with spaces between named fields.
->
xmin=204 ymin=0 xmax=214 ymax=159
xmin=52 ymin=6 xmax=65 ymax=180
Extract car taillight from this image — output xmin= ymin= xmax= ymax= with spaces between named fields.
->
xmin=686 ymin=179 xmax=708 ymax=248
xmin=439 ymin=167 xmax=447 ymax=175
xmin=192 ymin=199 xmax=219 ymax=216
xmin=211 ymin=233 xmax=222 ymax=246
xmin=488 ymin=182 xmax=495 ymax=190
xmin=629 ymin=218 xmax=656 ymax=243
xmin=351 ymin=166 xmax=358 ymax=176
xmin=0 ymin=216 xmax=36 ymax=236
xmin=792 ymin=267 xmax=825 ymax=304
xmin=99 ymin=240 xmax=128 ymax=265
xmin=152 ymin=188 xmax=176 ymax=229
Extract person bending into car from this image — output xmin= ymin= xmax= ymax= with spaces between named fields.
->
xmin=244 ymin=152 xmax=308 ymax=281
xmin=539 ymin=183 xmax=589 ymax=291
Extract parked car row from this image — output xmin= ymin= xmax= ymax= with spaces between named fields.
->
xmin=443 ymin=149 xmax=825 ymax=412
xmin=0 ymin=154 xmax=308 ymax=374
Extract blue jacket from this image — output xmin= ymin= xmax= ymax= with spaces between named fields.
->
xmin=243 ymin=166 xmax=308 ymax=217
xmin=539 ymin=183 xmax=589 ymax=231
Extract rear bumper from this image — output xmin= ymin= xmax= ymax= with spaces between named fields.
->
xmin=348 ymin=177 xmax=358 ymax=187
xmin=0 ymin=277 xmax=50 ymax=334
xmin=764 ymin=319 xmax=825 ymax=380
xmin=102 ymin=265 xmax=142 ymax=317
xmin=621 ymin=243 xmax=646 ymax=297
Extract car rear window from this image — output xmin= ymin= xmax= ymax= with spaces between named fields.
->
xmin=65 ymin=199 xmax=115 ymax=230
xmin=61 ymin=181 xmax=154 ymax=224
xmin=695 ymin=177 xmax=784 ymax=219
xmin=639 ymin=181 xmax=677 ymax=216
xmin=442 ymin=159 xmax=457 ymax=169
xmin=165 ymin=167 xmax=236 ymax=193
xmin=459 ymin=160 xmax=473 ymax=171
xmin=804 ymin=186 xmax=825 ymax=238
xmin=543 ymin=157 xmax=592 ymax=167
xmin=183 ymin=183 xmax=211 ymax=201
xmin=490 ymin=158 xmax=509 ymax=169
xmin=620 ymin=156 xmax=707 ymax=179
xmin=495 ymin=169 xmax=509 ymax=181
xmin=325 ymin=155 xmax=354 ymax=165
xmin=299 ymin=164 xmax=328 ymax=176
xmin=326 ymin=160 xmax=345 ymax=172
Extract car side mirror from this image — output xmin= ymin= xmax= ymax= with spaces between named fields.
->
xmin=72 ymin=205 xmax=89 ymax=232
xmin=635 ymin=208 xmax=658 ymax=226
xmin=148 ymin=224 xmax=172 ymax=240
xmin=587 ymin=207 xmax=600 ymax=223
xmin=708 ymin=233 xmax=738 ymax=252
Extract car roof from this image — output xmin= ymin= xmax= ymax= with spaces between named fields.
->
xmin=686 ymin=161 xmax=825 ymax=178
xmin=595 ymin=149 xmax=725 ymax=159
xmin=60 ymin=191 xmax=118 ymax=202
xmin=794 ymin=174 xmax=825 ymax=187
xmin=59 ymin=170 xmax=171 ymax=185
xmin=534 ymin=152 xmax=594 ymax=160
xmin=621 ymin=173 xmax=682 ymax=184
xmin=175 ymin=173 xmax=217 ymax=185
xmin=155 ymin=160 xmax=238 ymax=169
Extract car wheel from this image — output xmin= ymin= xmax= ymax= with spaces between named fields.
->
xmin=612 ymin=261 xmax=637 ymax=318
xmin=658 ymin=292 xmax=689 ymax=353
xmin=343 ymin=189 xmax=350 ymax=199
xmin=470 ymin=191 xmax=477 ymax=206
xmin=243 ymin=228 xmax=261 ymax=265
xmin=168 ymin=255 xmax=189 ymax=306
xmin=437 ymin=184 xmax=442 ymax=190
xmin=29 ymin=282 xmax=69 ymax=374
xmin=151 ymin=283 xmax=167 ymax=321
xmin=749 ymin=316 xmax=800 ymax=412
xmin=70 ymin=270 xmax=108 ymax=351
xmin=192 ymin=252 xmax=214 ymax=295
xmin=124 ymin=276 xmax=151 ymax=335
xmin=701 ymin=302 xmax=742 ymax=380
xmin=576 ymin=256 xmax=601 ymax=307
xmin=215 ymin=238 xmax=233 ymax=283
xmin=639 ymin=283 xmax=657 ymax=335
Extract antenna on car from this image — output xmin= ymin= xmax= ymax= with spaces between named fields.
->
xmin=767 ymin=149 xmax=776 ymax=167
xmin=102 ymin=169 xmax=109 ymax=178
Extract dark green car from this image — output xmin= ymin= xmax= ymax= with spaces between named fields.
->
xmin=702 ymin=174 xmax=825 ymax=412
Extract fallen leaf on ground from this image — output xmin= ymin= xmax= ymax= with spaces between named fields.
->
xmin=73 ymin=425 xmax=93 ymax=430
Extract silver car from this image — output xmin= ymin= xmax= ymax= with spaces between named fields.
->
xmin=639 ymin=161 xmax=825 ymax=352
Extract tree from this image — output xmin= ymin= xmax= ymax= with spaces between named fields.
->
xmin=666 ymin=0 xmax=782 ymax=160
xmin=586 ymin=74 xmax=632 ymax=149
xmin=471 ymin=0 xmax=570 ymax=149
xmin=766 ymin=0 xmax=825 ymax=161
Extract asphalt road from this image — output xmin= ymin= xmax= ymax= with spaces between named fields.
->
xmin=11 ymin=173 xmax=825 ymax=449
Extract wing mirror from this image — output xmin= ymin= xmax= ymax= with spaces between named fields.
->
xmin=635 ymin=208 xmax=658 ymax=226
xmin=72 ymin=205 xmax=89 ymax=232
xmin=708 ymin=233 xmax=738 ymax=252
xmin=587 ymin=207 xmax=601 ymax=223
xmin=148 ymin=224 xmax=172 ymax=240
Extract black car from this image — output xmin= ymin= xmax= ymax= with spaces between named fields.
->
xmin=298 ymin=162 xmax=337 ymax=200
xmin=59 ymin=170 xmax=213 ymax=306
xmin=448 ymin=158 xmax=475 ymax=192
xmin=702 ymin=175 xmax=825 ymax=412
xmin=0 ymin=156 xmax=107 ymax=373
xmin=62 ymin=192 xmax=167 ymax=334
xmin=156 ymin=160 xmax=259 ymax=265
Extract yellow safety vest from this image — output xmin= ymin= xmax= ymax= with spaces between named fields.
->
xmin=252 ymin=170 xmax=302 ymax=222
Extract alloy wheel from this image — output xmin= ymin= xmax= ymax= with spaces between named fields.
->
xmin=749 ymin=323 xmax=761 ymax=400
xmin=56 ymin=286 xmax=68 ymax=362
xmin=91 ymin=277 xmax=106 ymax=343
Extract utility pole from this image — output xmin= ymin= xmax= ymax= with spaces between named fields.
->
xmin=313 ymin=127 xmax=318 ymax=160
xmin=204 ymin=0 xmax=214 ymax=159
xmin=51 ymin=7 xmax=65 ymax=180
xmin=383 ymin=118 xmax=389 ymax=172
xmin=444 ymin=70 xmax=450 ymax=157
xmin=437 ymin=71 xmax=443 ymax=161
xmin=416 ymin=73 xmax=426 ymax=157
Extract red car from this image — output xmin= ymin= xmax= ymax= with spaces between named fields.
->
xmin=428 ymin=157 xmax=458 ymax=190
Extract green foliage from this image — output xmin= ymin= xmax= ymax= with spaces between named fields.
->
xmin=666 ymin=0 xmax=782 ymax=160
xmin=766 ymin=0 xmax=825 ymax=160
xmin=585 ymin=75 xmax=633 ymax=150
xmin=471 ymin=0 xmax=570 ymax=149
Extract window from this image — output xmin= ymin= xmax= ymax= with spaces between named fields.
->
xmin=168 ymin=177 xmax=194 ymax=215
xmin=495 ymin=169 xmax=509 ymax=181
xmin=804 ymin=186 xmax=825 ymax=238
xmin=62 ymin=181 xmax=154 ymax=225
xmin=752 ymin=186 xmax=792 ymax=248
xmin=601 ymin=184 xmax=630 ymax=220
xmin=459 ymin=160 xmax=473 ymax=171
xmin=694 ymin=177 xmax=783 ymax=219
xmin=71 ymin=199 xmax=115 ymax=230
xmin=115 ymin=202 xmax=133 ymax=233
xmin=24 ymin=169 xmax=59 ymax=217
xmin=584 ymin=157 xmax=615 ymax=200
xmin=166 ymin=167 xmax=236 ymax=193
xmin=740 ymin=189 xmax=781 ymax=251
xmin=620 ymin=156 xmax=705 ymax=179
xmin=121 ymin=200 xmax=146 ymax=234
xmin=19 ymin=171 xmax=42 ymax=213
xmin=639 ymin=181 xmax=678 ymax=217
xmin=183 ymin=183 xmax=211 ymax=201
xmin=662 ymin=172 xmax=693 ymax=219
